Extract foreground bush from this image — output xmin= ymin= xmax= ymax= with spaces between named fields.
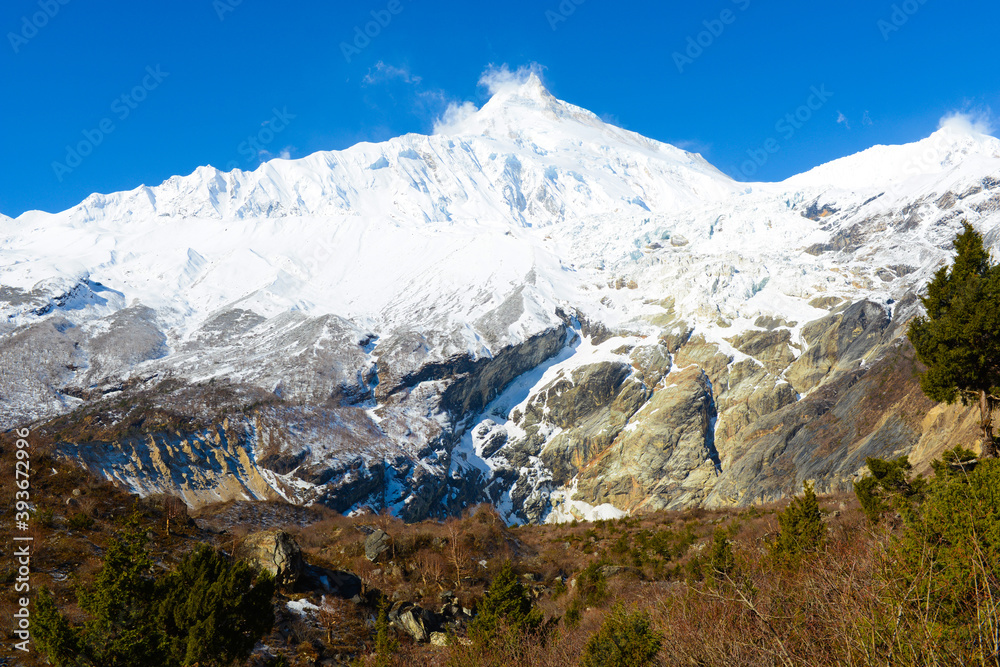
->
xmin=580 ymin=604 xmax=662 ymax=667
xmin=890 ymin=457 xmax=1000 ymax=663
xmin=34 ymin=520 xmax=274 ymax=667
xmin=467 ymin=560 xmax=544 ymax=653
xmin=770 ymin=482 xmax=826 ymax=564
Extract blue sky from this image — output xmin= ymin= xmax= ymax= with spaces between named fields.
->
xmin=2 ymin=0 xmax=998 ymax=217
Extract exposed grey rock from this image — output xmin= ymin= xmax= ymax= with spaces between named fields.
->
xmin=234 ymin=530 xmax=303 ymax=588
xmin=575 ymin=366 xmax=718 ymax=512
xmin=727 ymin=329 xmax=797 ymax=376
xmin=365 ymin=529 xmax=392 ymax=562
xmin=786 ymin=300 xmax=891 ymax=393
xmin=388 ymin=602 xmax=441 ymax=643
xmin=398 ymin=608 xmax=429 ymax=643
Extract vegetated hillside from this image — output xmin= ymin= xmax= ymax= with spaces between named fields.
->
xmin=4 ymin=431 xmax=996 ymax=666
xmin=3 ymin=75 xmax=1000 ymax=523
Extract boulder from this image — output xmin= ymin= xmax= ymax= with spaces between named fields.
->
xmin=365 ymin=528 xmax=392 ymax=562
xmin=398 ymin=608 xmax=430 ymax=643
xmin=388 ymin=601 xmax=441 ymax=643
xmin=235 ymin=530 xmax=303 ymax=588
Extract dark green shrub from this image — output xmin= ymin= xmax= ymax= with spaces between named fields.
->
xmin=771 ymin=482 xmax=826 ymax=564
xmin=580 ymin=603 xmax=662 ymax=667
xmin=35 ymin=521 xmax=162 ymax=666
xmin=468 ymin=560 xmax=544 ymax=652
xmin=930 ymin=446 xmax=979 ymax=479
xmin=707 ymin=529 xmax=736 ymax=583
xmin=67 ymin=512 xmax=95 ymax=530
xmin=892 ymin=458 xmax=1000 ymax=659
xmin=371 ymin=600 xmax=399 ymax=666
xmin=156 ymin=543 xmax=275 ymax=666
xmin=575 ymin=562 xmax=608 ymax=607
xmin=854 ymin=456 xmax=924 ymax=523
xmin=34 ymin=519 xmax=274 ymax=667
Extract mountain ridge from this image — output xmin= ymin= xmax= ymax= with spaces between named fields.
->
xmin=2 ymin=77 xmax=998 ymax=523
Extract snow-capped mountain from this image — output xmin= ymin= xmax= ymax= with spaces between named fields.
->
xmin=3 ymin=74 xmax=999 ymax=522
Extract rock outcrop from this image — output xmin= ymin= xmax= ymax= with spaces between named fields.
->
xmin=235 ymin=530 xmax=304 ymax=588
xmin=576 ymin=366 xmax=718 ymax=512
xmin=364 ymin=529 xmax=392 ymax=563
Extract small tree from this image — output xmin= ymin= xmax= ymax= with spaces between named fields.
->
xmin=854 ymin=456 xmax=925 ymax=523
xmin=580 ymin=604 xmax=663 ymax=667
xmin=34 ymin=520 xmax=275 ymax=667
xmin=707 ymin=529 xmax=737 ymax=583
xmin=35 ymin=519 xmax=164 ymax=667
xmin=156 ymin=544 xmax=275 ymax=666
xmin=446 ymin=519 xmax=469 ymax=589
xmin=575 ymin=562 xmax=609 ymax=607
xmin=893 ymin=457 xmax=1000 ymax=659
xmin=771 ymin=482 xmax=826 ymax=563
xmin=468 ymin=560 xmax=544 ymax=653
xmin=930 ymin=445 xmax=979 ymax=479
xmin=908 ymin=221 xmax=1000 ymax=458
xmin=371 ymin=600 xmax=399 ymax=667
xmin=33 ymin=588 xmax=80 ymax=665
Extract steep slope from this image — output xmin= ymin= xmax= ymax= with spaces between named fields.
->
xmin=2 ymin=76 xmax=999 ymax=522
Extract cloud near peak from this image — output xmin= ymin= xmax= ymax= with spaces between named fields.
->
xmin=477 ymin=63 xmax=546 ymax=95
xmin=432 ymin=63 xmax=547 ymax=135
xmin=938 ymin=109 xmax=995 ymax=136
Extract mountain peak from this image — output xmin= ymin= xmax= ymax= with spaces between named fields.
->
xmin=434 ymin=72 xmax=614 ymax=144
xmin=487 ymin=71 xmax=550 ymax=102
xmin=783 ymin=123 xmax=1000 ymax=191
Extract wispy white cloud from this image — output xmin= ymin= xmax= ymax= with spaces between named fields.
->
xmin=671 ymin=139 xmax=713 ymax=155
xmin=363 ymin=61 xmax=422 ymax=86
xmin=938 ymin=108 xmax=995 ymax=136
xmin=432 ymin=63 xmax=548 ymax=135
xmin=862 ymin=110 xmax=873 ymax=127
xmin=477 ymin=63 xmax=546 ymax=95
xmin=836 ymin=111 xmax=850 ymax=130
xmin=257 ymin=145 xmax=294 ymax=161
xmin=432 ymin=101 xmax=478 ymax=135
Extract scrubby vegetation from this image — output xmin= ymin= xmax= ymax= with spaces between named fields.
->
xmin=32 ymin=519 xmax=274 ymax=667
xmin=2 ymin=429 xmax=998 ymax=666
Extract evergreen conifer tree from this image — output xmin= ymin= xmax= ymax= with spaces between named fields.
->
xmin=468 ymin=560 xmax=543 ymax=653
xmin=908 ymin=221 xmax=1000 ymax=458
xmin=771 ymin=482 xmax=826 ymax=563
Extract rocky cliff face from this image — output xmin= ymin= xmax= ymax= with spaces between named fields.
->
xmin=3 ymin=77 xmax=999 ymax=523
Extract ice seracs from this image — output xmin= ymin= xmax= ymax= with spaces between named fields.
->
xmin=3 ymin=77 xmax=1000 ymax=523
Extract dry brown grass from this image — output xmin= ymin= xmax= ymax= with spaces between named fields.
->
xmin=6 ymin=425 xmax=995 ymax=666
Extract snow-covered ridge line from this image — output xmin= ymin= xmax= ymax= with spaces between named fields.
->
xmin=3 ymin=75 xmax=1000 ymax=522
